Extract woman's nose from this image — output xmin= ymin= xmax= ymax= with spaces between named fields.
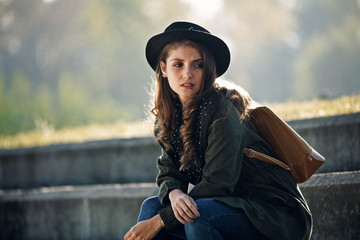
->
xmin=183 ymin=66 xmax=192 ymax=80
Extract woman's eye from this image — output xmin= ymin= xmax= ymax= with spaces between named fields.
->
xmin=195 ymin=63 xmax=204 ymax=68
xmin=173 ymin=62 xmax=183 ymax=67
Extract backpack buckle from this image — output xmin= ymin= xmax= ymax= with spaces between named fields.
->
xmin=245 ymin=148 xmax=256 ymax=158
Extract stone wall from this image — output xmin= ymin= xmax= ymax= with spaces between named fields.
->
xmin=0 ymin=112 xmax=359 ymax=190
xmin=299 ymin=171 xmax=360 ymax=240
xmin=0 ymin=138 xmax=160 ymax=189
xmin=291 ymin=112 xmax=360 ymax=173
xmin=0 ymin=172 xmax=359 ymax=240
xmin=0 ymin=183 xmax=158 ymax=239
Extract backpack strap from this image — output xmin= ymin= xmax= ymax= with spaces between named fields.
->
xmin=243 ymin=148 xmax=291 ymax=171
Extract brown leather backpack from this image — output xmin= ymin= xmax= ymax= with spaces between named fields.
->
xmin=244 ymin=106 xmax=325 ymax=183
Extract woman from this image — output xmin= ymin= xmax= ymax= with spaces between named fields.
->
xmin=124 ymin=21 xmax=312 ymax=240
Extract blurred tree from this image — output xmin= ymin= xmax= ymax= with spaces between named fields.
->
xmin=293 ymin=0 xmax=360 ymax=99
xmin=0 ymin=0 xmax=89 ymax=87
xmin=0 ymin=0 xmax=191 ymax=135
xmin=1 ymin=0 xmax=359 ymax=136
xmin=79 ymin=0 xmax=190 ymax=112
xmin=220 ymin=0 xmax=297 ymax=102
xmin=0 ymin=71 xmax=33 ymax=134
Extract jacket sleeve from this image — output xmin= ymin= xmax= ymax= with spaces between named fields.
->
xmin=189 ymin=104 xmax=247 ymax=199
xmin=156 ymin=149 xmax=189 ymax=205
xmin=156 ymin=149 xmax=189 ymax=230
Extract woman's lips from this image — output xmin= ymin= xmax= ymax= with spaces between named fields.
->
xmin=181 ymin=83 xmax=194 ymax=89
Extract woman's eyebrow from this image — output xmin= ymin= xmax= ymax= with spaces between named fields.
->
xmin=170 ymin=58 xmax=184 ymax=62
xmin=193 ymin=58 xmax=204 ymax=62
xmin=170 ymin=58 xmax=203 ymax=62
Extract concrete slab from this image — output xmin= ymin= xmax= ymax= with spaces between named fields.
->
xmin=300 ymin=171 xmax=360 ymax=240
xmin=0 ymin=183 xmax=158 ymax=240
xmin=0 ymin=137 xmax=161 ymax=189
xmin=1 ymin=113 xmax=359 ymax=190
xmin=1 ymin=171 xmax=359 ymax=240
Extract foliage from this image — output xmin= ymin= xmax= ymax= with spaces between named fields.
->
xmin=1 ymin=92 xmax=359 ymax=149
xmin=268 ymin=92 xmax=360 ymax=121
xmin=0 ymin=0 xmax=359 ymax=136
xmin=293 ymin=0 xmax=360 ymax=99
xmin=0 ymin=72 xmax=132 ymax=135
xmin=0 ymin=120 xmax=153 ymax=149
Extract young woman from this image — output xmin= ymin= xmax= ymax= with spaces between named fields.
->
xmin=124 ymin=21 xmax=312 ymax=240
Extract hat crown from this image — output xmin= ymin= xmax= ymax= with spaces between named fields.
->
xmin=164 ymin=21 xmax=210 ymax=34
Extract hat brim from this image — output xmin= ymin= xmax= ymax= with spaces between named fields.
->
xmin=146 ymin=29 xmax=230 ymax=77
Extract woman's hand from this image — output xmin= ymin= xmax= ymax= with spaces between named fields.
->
xmin=124 ymin=214 xmax=164 ymax=240
xmin=169 ymin=189 xmax=200 ymax=224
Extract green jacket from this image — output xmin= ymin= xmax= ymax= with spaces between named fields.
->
xmin=155 ymin=92 xmax=312 ymax=240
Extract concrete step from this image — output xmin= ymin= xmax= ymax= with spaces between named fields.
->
xmin=1 ymin=113 xmax=359 ymax=190
xmin=0 ymin=137 xmax=161 ymax=190
xmin=299 ymin=170 xmax=360 ymax=240
xmin=0 ymin=183 xmax=158 ymax=240
xmin=1 ymin=171 xmax=359 ymax=240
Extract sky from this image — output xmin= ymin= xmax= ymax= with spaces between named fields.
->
xmin=180 ymin=0 xmax=223 ymax=20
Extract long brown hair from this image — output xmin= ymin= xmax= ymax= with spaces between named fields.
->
xmin=151 ymin=40 xmax=252 ymax=170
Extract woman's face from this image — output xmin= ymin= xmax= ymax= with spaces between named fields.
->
xmin=160 ymin=45 xmax=204 ymax=104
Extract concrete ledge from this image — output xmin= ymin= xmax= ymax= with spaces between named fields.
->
xmin=1 ymin=113 xmax=359 ymax=190
xmin=0 ymin=183 xmax=158 ymax=240
xmin=1 ymin=171 xmax=359 ymax=240
xmin=299 ymin=171 xmax=360 ymax=240
xmin=289 ymin=113 xmax=360 ymax=173
xmin=0 ymin=137 xmax=161 ymax=189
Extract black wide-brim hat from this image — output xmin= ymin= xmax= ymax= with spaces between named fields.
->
xmin=145 ymin=21 xmax=230 ymax=77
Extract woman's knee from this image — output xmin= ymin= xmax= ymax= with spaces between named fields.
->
xmin=138 ymin=196 xmax=163 ymax=222
xmin=194 ymin=198 xmax=220 ymax=216
xmin=187 ymin=198 xmax=268 ymax=240
xmin=141 ymin=196 xmax=161 ymax=209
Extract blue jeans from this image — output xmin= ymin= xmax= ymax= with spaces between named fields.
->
xmin=138 ymin=196 xmax=268 ymax=240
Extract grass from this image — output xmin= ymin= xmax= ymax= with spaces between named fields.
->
xmin=267 ymin=92 xmax=360 ymax=121
xmin=0 ymin=121 xmax=154 ymax=150
xmin=1 ymin=92 xmax=359 ymax=149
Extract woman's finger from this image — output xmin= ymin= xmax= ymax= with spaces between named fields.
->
xmin=169 ymin=190 xmax=200 ymax=224
xmin=184 ymin=197 xmax=200 ymax=218
xmin=176 ymin=208 xmax=194 ymax=224
xmin=173 ymin=207 xmax=187 ymax=224
xmin=123 ymin=230 xmax=131 ymax=239
xmin=189 ymin=197 xmax=198 ymax=210
xmin=173 ymin=201 xmax=193 ymax=223
xmin=181 ymin=207 xmax=196 ymax=223
xmin=173 ymin=203 xmax=198 ymax=223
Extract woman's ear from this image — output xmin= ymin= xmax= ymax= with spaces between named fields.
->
xmin=160 ymin=61 xmax=167 ymax=78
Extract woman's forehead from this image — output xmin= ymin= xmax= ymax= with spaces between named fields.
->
xmin=166 ymin=44 xmax=202 ymax=59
